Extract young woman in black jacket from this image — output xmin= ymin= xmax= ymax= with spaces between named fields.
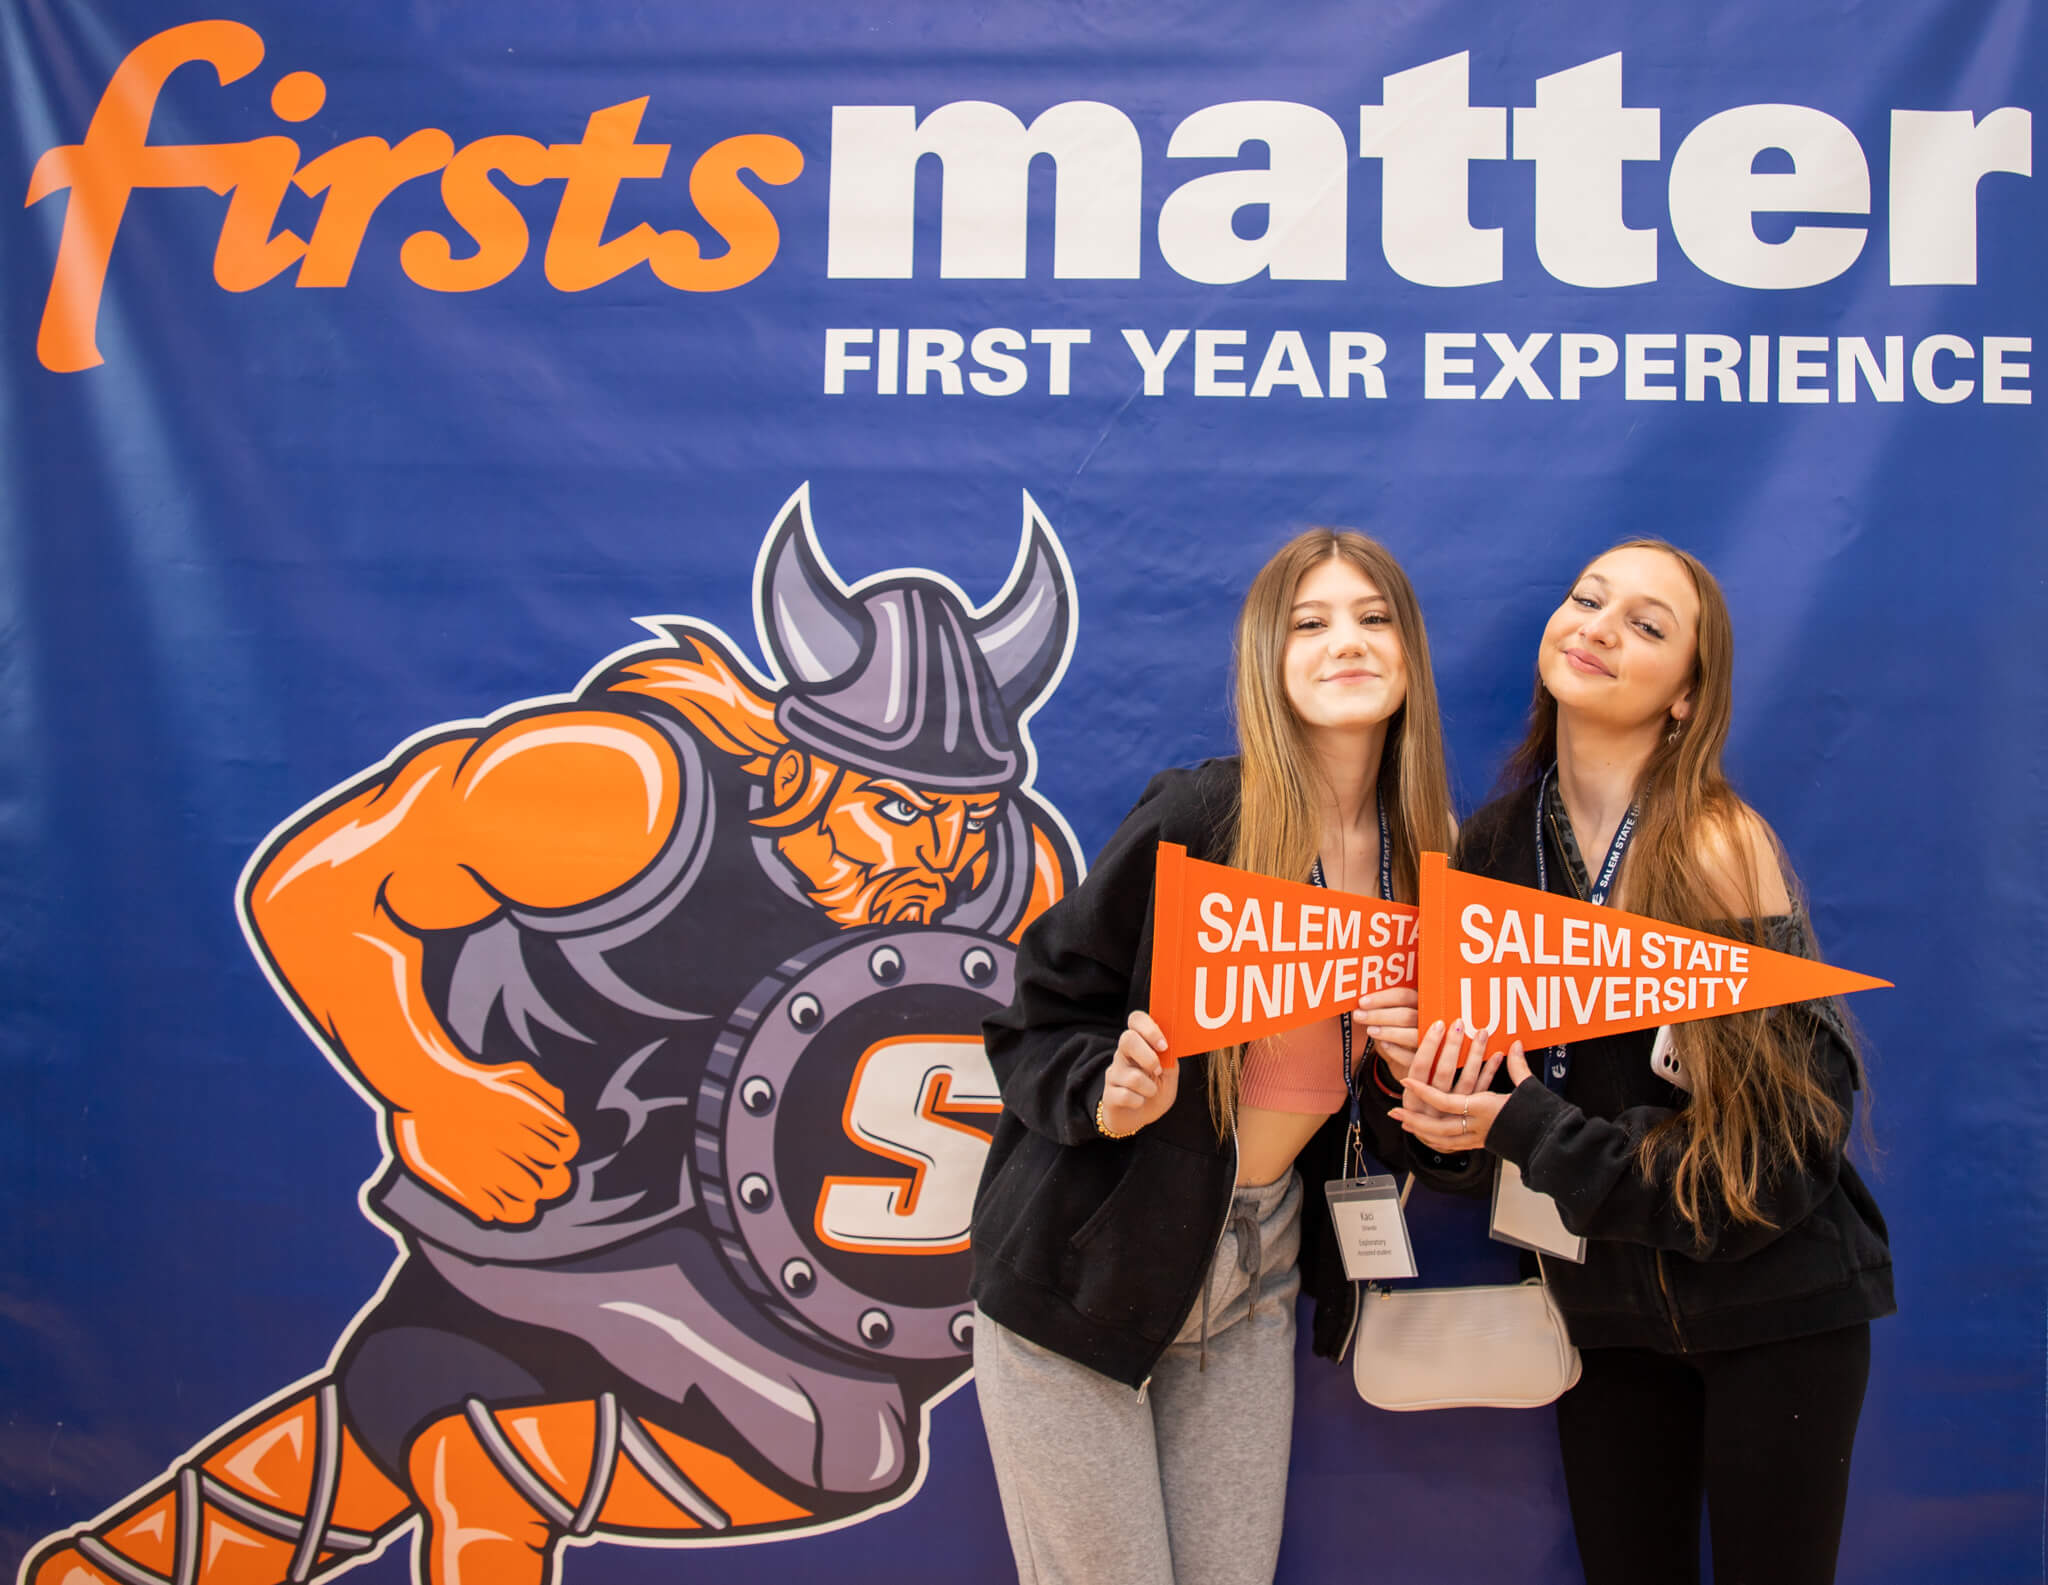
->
xmin=1393 ymin=540 xmax=1894 ymax=1585
xmin=968 ymin=529 xmax=1479 ymax=1585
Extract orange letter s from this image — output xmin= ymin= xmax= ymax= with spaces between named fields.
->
xmin=649 ymin=134 xmax=805 ymax=292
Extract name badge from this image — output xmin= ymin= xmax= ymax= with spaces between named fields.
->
xmin=1489 ymin=1158 xmax=1587 ymax=1264
xmin=1324 ymin=1176 xmax=1419 ymax=1281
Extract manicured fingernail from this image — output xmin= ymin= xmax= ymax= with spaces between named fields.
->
xmin=1450 ymin=1019 xmax=1463 ymax=1035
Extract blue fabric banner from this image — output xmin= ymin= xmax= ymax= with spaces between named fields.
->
xmin=3 ymin=2 xmax=2040 ymax=1580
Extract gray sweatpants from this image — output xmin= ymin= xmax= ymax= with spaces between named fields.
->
xmin=972 ymin=1170 xmax=1304 ymax=1585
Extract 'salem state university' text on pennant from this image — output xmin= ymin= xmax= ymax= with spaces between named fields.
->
xmin=1147 ymin=845 xmax=1891 ymax=1065
xmin=1414 ymin=852 xmax=1890 ymax=1049
xmin=1148 ymin=842 xmax=1418 ymax=1063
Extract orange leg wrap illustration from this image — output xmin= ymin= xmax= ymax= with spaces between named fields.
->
xmin=29 ymin=1390 xmax=810 ymax=1585
xmin=26 ymin=1385 xmax=408 ymax=1585
xmin=407 ymin=1397 xmax=810 ymax=1585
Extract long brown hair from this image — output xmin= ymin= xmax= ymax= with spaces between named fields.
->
xmin=1504 ymin=539 xmax=1848 ymax=1240
xmin=1212 ymin=529 xmax=1456 ymax=1134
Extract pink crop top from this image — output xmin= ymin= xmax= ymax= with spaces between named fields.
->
xmin=1237 ymin=1015 xmax=1350 ymax=1116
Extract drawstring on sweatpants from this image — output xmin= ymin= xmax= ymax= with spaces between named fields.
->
xmin=1200 ymin=1207 xmax=1264 ymax=1372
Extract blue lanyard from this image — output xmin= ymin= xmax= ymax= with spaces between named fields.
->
xmin=1309 ymin=798 xmax=1392 ymax=1157
xmin=1533 ymin=764 xmax=1639 ymax=1092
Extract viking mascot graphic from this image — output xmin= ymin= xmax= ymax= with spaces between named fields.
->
xmin=26 ymin=488 xmax=1082 ymax=1585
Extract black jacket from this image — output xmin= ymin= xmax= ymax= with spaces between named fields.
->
xmin=1460 ymin=784 xmax=1896 ymax=1354
xmin=969 ymin=758 xmax=1437 ymax=1386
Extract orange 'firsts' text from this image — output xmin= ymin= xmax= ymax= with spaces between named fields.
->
xmin=23 ymin=20 xmax=806 ymax=371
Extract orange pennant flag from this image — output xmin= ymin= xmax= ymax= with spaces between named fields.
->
xmin=1148 ymin=843 xmax=1419 ymax=1065
xmin=1414 ymin=852 xmax=1890 ymax=1051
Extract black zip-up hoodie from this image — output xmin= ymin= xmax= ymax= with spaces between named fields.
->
xmin=1462 ymin=784 xmax=1896 ymax=1353
xmin=969 ymin=759 xmax=1447 ymax=1386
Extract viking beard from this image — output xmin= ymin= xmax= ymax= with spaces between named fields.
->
xmin=775 ymin=826 xmax=957 ymax=928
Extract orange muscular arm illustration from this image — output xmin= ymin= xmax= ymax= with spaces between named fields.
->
xmin=1012 ymin=821 xmax=1070 ymax=939
xmin=246 ymin=711 xmax=681 ymax=1224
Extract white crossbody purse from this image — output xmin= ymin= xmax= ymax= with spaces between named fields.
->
xmin=1351 ymin=1177 xmax=1582 ymax=1412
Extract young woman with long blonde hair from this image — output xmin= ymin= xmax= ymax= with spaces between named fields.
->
xmin=968 ymin=529 xmax=1474 ymax=1585
xmin=1393 ymin=541 xmax=1894 ymax=1585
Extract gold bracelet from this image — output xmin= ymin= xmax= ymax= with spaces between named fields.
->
xmin=1095 ymin=1094 xmax=1136 ymax=1139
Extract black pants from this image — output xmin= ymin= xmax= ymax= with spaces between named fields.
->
xmin=1556 ymin=1323 xmax=1871 ymax=1585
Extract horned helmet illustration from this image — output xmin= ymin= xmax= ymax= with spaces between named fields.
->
xmin=735 ymin=489 xmax=1076 ymax=936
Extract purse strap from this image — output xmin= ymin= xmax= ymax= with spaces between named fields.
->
xmin=1367 ymin=1169 xmax=1558 ymax=1295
